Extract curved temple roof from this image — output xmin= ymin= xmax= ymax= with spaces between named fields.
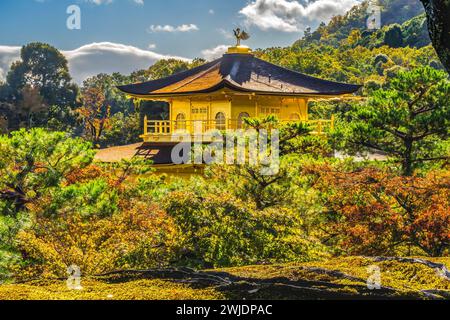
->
xmin=117 ymin=53 xmax=361 ymax=97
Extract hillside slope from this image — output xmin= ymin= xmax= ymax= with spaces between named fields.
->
xmin=294 ymin=0 xmax=429 ymax=49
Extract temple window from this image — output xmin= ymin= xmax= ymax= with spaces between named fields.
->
xmin=215 ymin=112 xmax=226 ymax=130
xmin=176 ymin=113 xmax=186 ymax=130
xmin=238 ymin=112 xmax=250 ymax=129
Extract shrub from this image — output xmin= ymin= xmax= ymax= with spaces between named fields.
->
xmin=384 ymin=24 xmax=404 ymax=48
xmin=164 ymin=187 xmax=327 ymax=268
xmin=309 ymin=164 xmax=450 ymax=257
xmin=374 ymin=53 xmax=389 ymax=65
xmin=15 ymin=179 xmax=178 ymax=279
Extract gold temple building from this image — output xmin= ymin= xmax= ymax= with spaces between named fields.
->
xmin=117 ymin=42 xmax=360 ymax=164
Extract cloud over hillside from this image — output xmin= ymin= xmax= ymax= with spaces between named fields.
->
xmin=240 ymin=0 xmax=359 ymax=32
xmin=0 ymin=45 xmax=21 ymax=81
xmin=0 ymin=42 xmax=189 ymax=84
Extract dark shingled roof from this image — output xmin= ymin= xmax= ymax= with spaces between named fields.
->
xmin=117 ymin=53 xmax=361 ymax=97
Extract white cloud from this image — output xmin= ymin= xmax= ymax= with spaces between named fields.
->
xmin=209 ymin=9 xmax=215 ymax=15
xmin=201 ymin=45 xmax=228 ymax=61
xmin=85 ymin=0 xmax=113 ymax=4
xmin=0 ymin=42 xmax=188 ymax=84
xmin=84 ymin=0 xmax=144 ymax=5
xmin=240 ymin=0 xmax=359 ymax=32
xmin=37 ymin=0 xmax=144 ymax=4
xmin=148 ymin=43 xmax=157 ymax=49
xmin=0 ymin=46 xmax=21 ymax=81
xmin=147 ymin=24 xmax=199 ymax=33
xmin=218 ymin=28 xmax=234 ymax=39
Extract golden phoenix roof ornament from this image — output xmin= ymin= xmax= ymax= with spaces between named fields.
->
xmin=233 ymin=28 xmax=250 ymax=46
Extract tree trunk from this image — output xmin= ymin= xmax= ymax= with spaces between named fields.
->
xmin=420 ymin=0 xmax=450 ymax=73
xmin=403 ymin=138 xmax=414 ymax=176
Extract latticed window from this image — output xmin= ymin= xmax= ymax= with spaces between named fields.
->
xmin=176 ymin=113 xmax=186 ymax=130
xmin=215 ymin=112 xmax=226 ymax=130
xmin=191 ymin=107 xmax=207 ymax=114
xmin=260 ymin=107 xmax=281 ymax=115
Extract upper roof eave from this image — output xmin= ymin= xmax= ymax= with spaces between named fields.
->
xmin=117 ymin=53 xmax=362 ymax=98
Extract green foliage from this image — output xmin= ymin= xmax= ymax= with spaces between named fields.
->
xmin=0 ymin=129 xmax=95 ymax=277
xmin=81 ymin=73 xmax=135 ymax=116
xmin=384 ymin=24 xmax=404 ymax=48
xmin=0 ymin=128 xmax=95 ymax=214
xmin=0 ymin=212 xmax=29 ymax=282
xmin=1 ymin=43 xmax=79 ymax=132
xmin=384 ymin=65 xmax=405 ymax=78
xmin=6 ymin=43 xmax=78 ymax=108
xmin=255 ymin=43 xmax=438 ymax=87
xmin=42 ymin=179 xmax=119 ymax=219
xmin=401 ymin=14 xmax=430 ymax=48
xmin=164 ymin=185 xmax=326 ymax=268
xmin=100 ymin=157 xmax=155 ymax=185
xmin=100 ymin=112 xmax=141 ymax=147
xmin=135 ymin=58 xmax=206 ymax=81
xmin=334 ymin=66 xmax=450 ymax=175
xmin=429 ymin=59 xmax=445 ymax=70
xmin=364 ymin=79 xmax=383 ymax=94
xmin=359 ymin=15 xmax=429 ymax=50
xmin=374 ymin=54 xmax=389 ymax=65
xmin=16 ymin=178 xmax=177 ymax=278
xmin=293 ymin=0 xmax=426 ymax=50
xmin=76 ymin=72 xmax=144 ymax=147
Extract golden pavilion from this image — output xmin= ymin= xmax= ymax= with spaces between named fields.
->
xmin=118 ymin=38 xmax=360 ymax=149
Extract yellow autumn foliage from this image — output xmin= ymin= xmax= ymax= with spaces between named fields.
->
xmin=15 ymin=188 xmax=178 ymax=280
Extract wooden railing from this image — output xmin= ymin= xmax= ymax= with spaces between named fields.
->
xmin=143 ymin=116 xmax=335 ymax=136
xmin=283 ymin=118 xmax=335 ymax=134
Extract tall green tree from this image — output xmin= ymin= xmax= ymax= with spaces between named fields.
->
xmin=335 ymin=66 xmax=450 ymax=176
xmin=6 ymin=43 xmax=78 ymax=108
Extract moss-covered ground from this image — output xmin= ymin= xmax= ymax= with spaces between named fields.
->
xmin=0 ymin=257 xmax=449 ymax=300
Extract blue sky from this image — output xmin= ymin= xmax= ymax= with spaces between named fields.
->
xmin=1 ymin=0 xmax=250 ymax=57
xmin=0 ymin=0 xmax=360 ymax=83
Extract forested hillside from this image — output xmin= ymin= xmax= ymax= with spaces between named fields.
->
xmin=252 ymin=0 xmax=442 ymax=101
xmin=294 ymin=0 xmax=427 ymax=49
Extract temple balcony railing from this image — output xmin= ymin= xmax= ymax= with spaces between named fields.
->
xmin=141 ymin=116 xmax=334 ymax=143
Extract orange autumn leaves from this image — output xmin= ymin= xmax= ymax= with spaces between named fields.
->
xmin=309 ymin=165 xmax=450 ymax=257
xmin=77 ymin=86 xmax=111 ymax=145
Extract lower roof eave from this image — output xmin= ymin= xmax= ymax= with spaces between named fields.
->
xmin=119 ymin=81 xmax=361 ymax=101
xmin=124 ymin=90 xmax=361 ymax=101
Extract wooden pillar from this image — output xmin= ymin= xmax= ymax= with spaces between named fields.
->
xmin=169 ymin=100 xmax=173 ymax=133
xmin=305 ymin=98 xmax=309 ymax=121
xmin=144 ymin=115 xmax=148 ymax=135
xmin=209 ymin=96 xmax=212 ymax=130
